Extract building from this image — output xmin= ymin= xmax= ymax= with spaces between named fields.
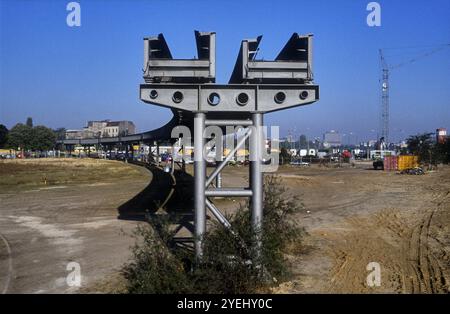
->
xmin=103 ymin=124 xmax=120 ymax=138
xmin=360 ymin=140 xmax=378 ymax=148
xmin=102 ymin=121 xmax=136 ymax=137
xmin=323 ymin=130 xmax=342 ymax=148
xmin=65 ymin=120 xmax=136 ymax=140
xmin=436 ymin=128 xmax=447 ymax=144
xmin=65 ymin=130 xmax=84 ymax=140
xmin=86 ymin=120 xmax=109 ymax=137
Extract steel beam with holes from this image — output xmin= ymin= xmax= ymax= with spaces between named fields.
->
xmin=140 ymin=84 xmax=318 ymax=113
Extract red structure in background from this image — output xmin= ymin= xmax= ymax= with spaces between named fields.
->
xmin=436 ymin=128 xmax=447 ymax=144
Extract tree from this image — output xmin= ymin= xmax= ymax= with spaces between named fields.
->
xmin=26 ymin=117 xmax=33 ymax=128
xmin=7 ymin=123 xmax=32 ymax=150
xmin=6 ymin=123 xmax=56 ymax=151
xmin=434 ymin=139 xmax=450 ymax=164
xmin=53 ymin=127 xmax=66 ymax=141
xmin=30 ymin=126 xmax=56 ymax=151
xmin=0 ymin=124 xmax=8 ymax=148
xmin=406 ymin=133 xmax=437 ymax=164
xmin=279 ymin=147 xmax=291 ymax=164
xmin=280 ymin=140 xmax=290 ymax=149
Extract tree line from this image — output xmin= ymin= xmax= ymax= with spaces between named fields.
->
xmin=0 ymin=117 xmax=66 ymax=151
xmin=406 ymin=132 xmax=450 ymax=165
xmin=1 ymin=119 xmax=449 ymax=163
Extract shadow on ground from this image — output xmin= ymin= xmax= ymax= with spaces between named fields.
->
xmin=117 ymin=162 xmax=196 ymax=250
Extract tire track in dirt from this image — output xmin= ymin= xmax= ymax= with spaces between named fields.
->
xmin=270 ymin=166 xmax=450 ymax=294
xmin=324 ymin=191 xmax=449 ymax=294
xmin=407 ymin=188 xmax=449 ymax=293
xmin=308 ymin=197 xmax=367 ymax=212
xmin=325 ymin=211 xmax=408 ymax=293
xmin=408 ymin=210 xmax=433 ymax=293
xmin=0 ymin=232 xmax=13 ymax=294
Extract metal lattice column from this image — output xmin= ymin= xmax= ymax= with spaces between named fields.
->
xmin=250 ymin=113 xmax=263 ymax=256
xmin=194 ymin=113 xmax=206 ymax=259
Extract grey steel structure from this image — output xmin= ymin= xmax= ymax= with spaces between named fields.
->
xmin=379 ymin=50 xmax=389 ymax=143
xmin=140 ymin=31 xmax=319 ymax=260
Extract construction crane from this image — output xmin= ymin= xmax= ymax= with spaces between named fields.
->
xmin=378 ymin=44 xmax=449 ymax=144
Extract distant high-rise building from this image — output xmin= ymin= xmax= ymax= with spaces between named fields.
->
xmin=323 ymin=130 xmax=342 ymax=148
xmin=436 ymin=128 xmax=447 ymax=144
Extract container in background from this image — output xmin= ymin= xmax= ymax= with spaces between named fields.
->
xmin=383 ymin=155 xmax=398 ymax=171
xmin=398 ymin=155 xmax=419 ymax=171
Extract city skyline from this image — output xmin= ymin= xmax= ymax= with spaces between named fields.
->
xmin=1 ymin=0 xmax=449 ymax=142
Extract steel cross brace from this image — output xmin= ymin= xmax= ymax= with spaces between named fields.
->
xmin=193 ymin=115 xmax=263 ymax=260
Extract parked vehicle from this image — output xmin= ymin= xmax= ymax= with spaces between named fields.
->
xmin=373 ymin=159 xmax=384 ymax=170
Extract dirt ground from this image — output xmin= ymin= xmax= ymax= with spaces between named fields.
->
xmin=0 ymin=158 xmax=149 ymax=293
xmin=270 ymin=163 xmax=450 ymax=293
xmin=188 ymin=162 xmax=450 ymax=293
xmin=1 ymin=158 xmax=449 ymax=293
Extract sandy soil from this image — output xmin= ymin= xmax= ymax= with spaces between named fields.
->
xmin=269 ymin=163 xmax=450 ymax=293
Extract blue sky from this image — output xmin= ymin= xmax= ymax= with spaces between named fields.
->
xmin=1 ymin=0 xmax=449 ymax=143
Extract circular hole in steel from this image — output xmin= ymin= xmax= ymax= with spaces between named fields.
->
xmin=274 ymin=92 xmax=286 ymax=104
xmin=149 ymin=90 xmax=158 ymax=99
xmin=172 ymin=91 xmax=184 ymax=103
xmin=236 ymin=92 xmax=249 ymax=106
xmin=299 ymin=91 xmax=309 ymax=100
xmin=208 ymin=92 xmax=221 ymax=106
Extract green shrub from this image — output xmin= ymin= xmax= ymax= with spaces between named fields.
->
xmin=122 ymin=224 xmax=193 ymax=294
xmin=123 ymin=175 xmax=305 ymax=294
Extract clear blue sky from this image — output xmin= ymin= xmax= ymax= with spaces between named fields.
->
xmin=1 ymin=0 xmax=449 ymax=143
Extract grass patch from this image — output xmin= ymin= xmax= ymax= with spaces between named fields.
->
xmin=0 ymin=158 xmax=143 ymax=191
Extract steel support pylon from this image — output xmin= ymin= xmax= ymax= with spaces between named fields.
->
xmin=138 ymin=30 xmax=319 ymax=264
xmin=194 ymin=113 xmax=206 ymax=259
xmin=193 ymin=113 xmax=264 ymax=262
xmin=250 ymin=113 xmax=263 ymax=258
